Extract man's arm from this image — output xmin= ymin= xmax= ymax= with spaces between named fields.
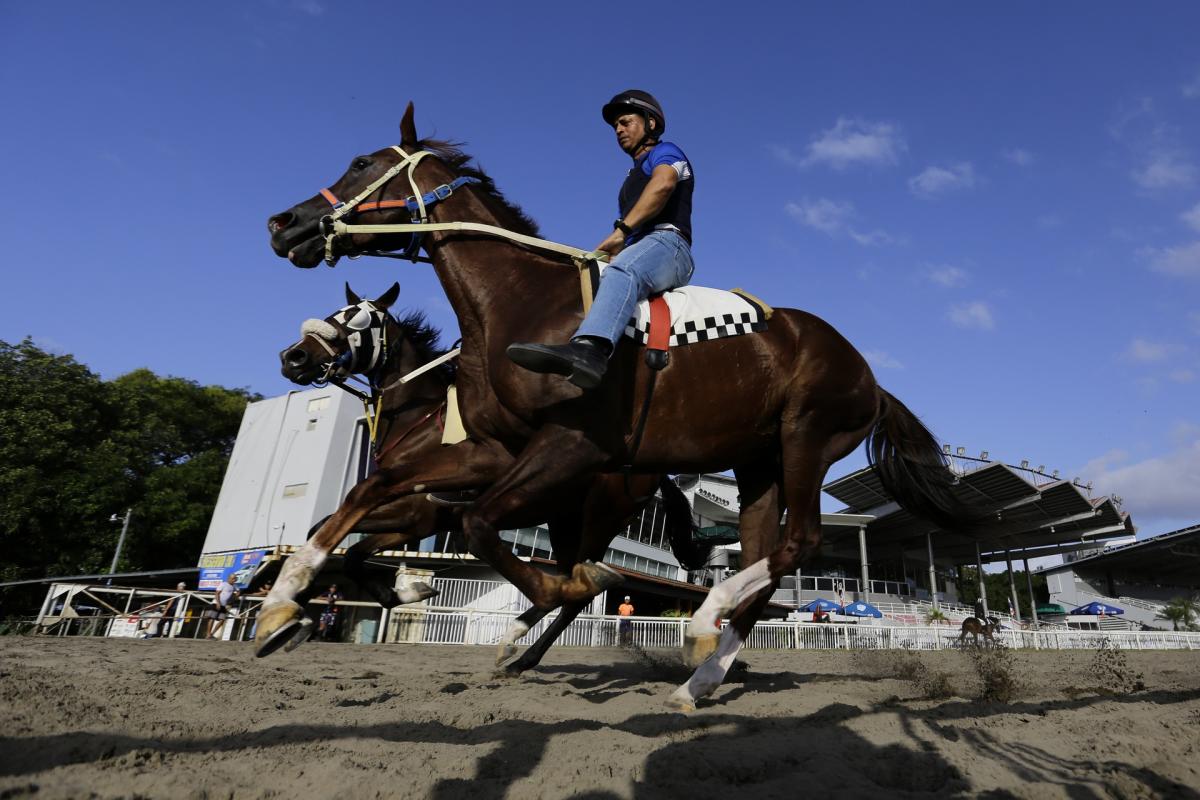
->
xmin=595 ymin=164 xmax=680 ymax=255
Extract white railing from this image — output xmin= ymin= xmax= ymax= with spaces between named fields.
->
xmin=383 ymin=606 xmax=1200 ymax=652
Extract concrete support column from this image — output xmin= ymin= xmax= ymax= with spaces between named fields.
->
xmin=794 ymin=568 xmax=803 ymax=612
xmin=1023 ymin=552 xmax=1039 ymax=630
xmin=925 ymin=532 xmax=938 ymax=610
xmin=858 ymin=526 xmax=870 ymax=604
xmin=1005 ymin=549 xmax=1020 ymax=622
xmin=975 ymin=540 xmax=989 ymax=617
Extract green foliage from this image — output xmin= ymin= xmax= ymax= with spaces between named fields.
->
xmin=0 ymin=338 xmax=257 ymax=599
xmin=957 ymin=566 xmax=1047 ymax=618
xmin=1156 ymin=595 xmax=1200 ymax=632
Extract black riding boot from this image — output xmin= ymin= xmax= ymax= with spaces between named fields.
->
xmin=506 ymin=336 xmax=611 ymax=389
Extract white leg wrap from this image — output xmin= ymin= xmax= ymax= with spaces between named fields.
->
xmin=268 ymin=542 xmax=328 ymax=607
xmin=688 ymin=558 xmax=772 ymax=638
xmin=500 ymin=619 xmax=531 ymax=648
xmin=670 ymin=625 xmax=746 ymax=707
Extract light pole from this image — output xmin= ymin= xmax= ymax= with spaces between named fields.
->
xmin=107 ymin=508 xmax=132 ymax=584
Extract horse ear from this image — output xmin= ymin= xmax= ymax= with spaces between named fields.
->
xmin=345 ymin=282 xmax=362 ymax=305
xmin=400 ymin=102 xmax=418 ymax=148
xmin=375 ymin=282 xmax=400 ymax=310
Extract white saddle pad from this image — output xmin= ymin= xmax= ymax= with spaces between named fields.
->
xmin=620 ymin=285 xmax=769 ymax=347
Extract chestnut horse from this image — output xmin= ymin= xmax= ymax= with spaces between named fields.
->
xmin=266 ymin=104 xmax=969 ymax=709
xmin=958 ymin=616 xmax=1001 ymax=648
xmin=263 ymin=282 xmax=704 ymax=668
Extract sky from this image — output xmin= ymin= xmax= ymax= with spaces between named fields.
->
xmin=2 ymin=2 xmax=1198 ymax=537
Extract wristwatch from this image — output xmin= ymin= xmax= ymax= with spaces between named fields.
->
xmin=613 ymin=219 xmax=634 ymax=236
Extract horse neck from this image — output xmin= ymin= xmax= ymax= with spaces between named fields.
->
xmin=372 ymin=321 xmax=450 ymax=407
xmin=417 ymin=169 xmax=576 ymax=347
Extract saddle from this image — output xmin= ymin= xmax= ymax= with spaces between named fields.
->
xmin=578 ymin=261 xmax=772 ymax=369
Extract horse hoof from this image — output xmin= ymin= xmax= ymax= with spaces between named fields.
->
xmin=683 ymin=633 xmax=720 ymax=669
xmin=665 ymin=688 xmax=696 ymax=713
xmin=282 ymin=618 xmax=314 ymax=652
xmin=398 ymin=581 xmax=438 ymax=604
xmin=495 ymin=642 xmax=518 ymax=667
xmin=254 ymin=601 xmax=304 ymax=658
xmin=568 ymin=561 xmax=624 ymax=601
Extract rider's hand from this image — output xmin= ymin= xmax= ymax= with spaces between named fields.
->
xmin=595 ymin=230 xmax=626 ymax=257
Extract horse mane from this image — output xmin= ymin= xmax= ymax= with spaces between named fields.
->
xmin=392 ymin=309 xmax=457 ymax=383
xmin=418 ymin=138 xmax=541 ymax=237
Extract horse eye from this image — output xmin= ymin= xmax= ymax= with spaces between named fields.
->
xmin=351 ymin=157 xmax=371 ymax=171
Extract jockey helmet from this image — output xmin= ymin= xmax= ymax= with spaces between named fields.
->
xmin=602 ymin=90 xmax=666 ymax=137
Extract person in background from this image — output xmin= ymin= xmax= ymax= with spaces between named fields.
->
xmin=206 ymin=575 xmax=239 ymax=640
xmin=317 ymin=584 xmax=343 ymax=642
xmin=618 ymin=595 xmax=635 ymax=646
xmin=149 ymin=581 xmax=188 ymax=639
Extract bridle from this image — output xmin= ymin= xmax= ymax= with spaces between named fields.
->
xmin=292 ymin=303 xmax=461 ymax=451
xmin=317 ymin=146 xmax=477 ymax=266
xmin=315 ymin=145 xmax=605 ymax=270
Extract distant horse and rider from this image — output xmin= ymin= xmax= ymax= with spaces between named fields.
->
xmin=263 ymin=101 xmax=977 ymax=709
xmin=958 ymin=616 xmax=1002 ymax=648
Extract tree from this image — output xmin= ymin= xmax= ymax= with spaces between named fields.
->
xmin=0 ymin=339 xmax=257 ymax=607
xmin=957 ymin=565 xmax=1047 ymax=618
xmin=1156 ymin=595 xmax=1200 ymax=632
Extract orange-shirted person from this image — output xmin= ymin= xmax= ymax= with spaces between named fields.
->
xmin=618 ymin=595 xmax=635 ymax=645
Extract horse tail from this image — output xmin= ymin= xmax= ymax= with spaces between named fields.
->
xmin=659 ymin=477 xmax=713 ymax=572
xmin=866 ymin=389 xmax=973 ymax=532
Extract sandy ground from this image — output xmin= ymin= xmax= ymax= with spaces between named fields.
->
xmin=1 ymin=637 xmax=1199 ymax=799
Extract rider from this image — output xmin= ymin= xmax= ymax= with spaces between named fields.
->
xmin=507 ymin=90 xmax=695 ymax=389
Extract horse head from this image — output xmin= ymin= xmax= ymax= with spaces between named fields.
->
xmin=279 ymin=282 xmax=401 ymax=384
xmin=267 ymin=103 xmax=450 ymax=268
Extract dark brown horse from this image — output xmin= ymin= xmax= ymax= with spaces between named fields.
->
xmin=958 ymin=616 xmax=1000 ymax=647
xmin=267 ymin=104 xmax=969 ymax=708
xmin=263 ymin=282 xmax=704 ymax=667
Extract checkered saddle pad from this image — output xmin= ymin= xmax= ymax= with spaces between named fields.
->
xmin=619 ymin=285 xmax=770 ymax=346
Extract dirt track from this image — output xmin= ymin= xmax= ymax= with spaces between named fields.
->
xmin=2 ymin=637 xmax=1199 ymax=799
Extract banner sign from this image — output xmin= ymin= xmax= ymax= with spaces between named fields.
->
xmin=198 ymin=549 xmax=269 ymax=591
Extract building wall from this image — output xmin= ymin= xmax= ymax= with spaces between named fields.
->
xmin=202 ymin=388 xmax=367 ymax=555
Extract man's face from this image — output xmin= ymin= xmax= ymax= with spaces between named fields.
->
xmin=614 ymin=113 xmax=648 ymax=154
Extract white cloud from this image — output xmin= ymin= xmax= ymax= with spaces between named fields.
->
xmin=1123 ymin=337 xmax=1173 ymax=363
xmin=1169 ymin=368 xmax=1196 ymax=383
xmin=782 ymin=118 xmax=906 ymax=170
xmin=1081 ymin=437 xmax=1200 ymax=522
xmin=1182 ymin=203 xmax=1200 ymax=233
xmin=909 ymin=163 xmax=976 ymax=197
xmin=784 ymin=199 xmax=895 ymax=247
xmin=1003 ymin=148 xmax=1034 ymax=166
xmin=864 ymin=350 xmax=904 ymax=370
xmin=1132 ymin=149 xmax=1196 ymax=190
xmin=1184 ymin=71 xmax=1200 ymax=99
xmin=924 ymin=265 xmax=969 ymax=288
xmin=785 ymin=198 xmax=852 ymax=233
xmin=1142 ymin=241 xmax=1200 ymax=278
xmin=947 ymin=301 xmax=995 ymax=330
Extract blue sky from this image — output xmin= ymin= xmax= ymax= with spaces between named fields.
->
xmin=2 ymin=2 xmax=1198 ymax=535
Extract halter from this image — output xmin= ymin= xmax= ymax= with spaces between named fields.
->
xmin=318 ymin=146 xmax=478 ymax=266
xmin=295 ymin=304 xmax=461 ymax=450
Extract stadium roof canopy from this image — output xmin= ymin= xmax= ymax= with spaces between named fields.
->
xmin=1038 ymin=524 xmax=1200 ymax=587
xmin=821 ymin=460 xmax=1136 ymax=565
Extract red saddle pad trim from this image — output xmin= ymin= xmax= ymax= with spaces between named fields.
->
xmin=647 ymin=295 xmax=671 ymax=351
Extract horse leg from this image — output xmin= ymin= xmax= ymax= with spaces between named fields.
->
xmin=256 ymin=448 xmax=494 ymax=656
xmin=494 ymin=517 xmax=580 ymax=666
xmin=460 ymin=429 xmax=618 ymax=611
xmin=682 ymin=461 xmax=784 ymax=668
xmin=344 ymin=531 xmax=439 ymax=609
xmin=502 ymin=473 xmax=647 ymax=673
xmin=671 ymin=426 xmax=841 ymax=710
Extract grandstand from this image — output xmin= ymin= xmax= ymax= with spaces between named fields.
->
xmin=1040 ymin=523 xmax=1200 ymax=631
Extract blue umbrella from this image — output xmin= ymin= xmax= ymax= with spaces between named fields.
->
xmin=842 ymin=601 xmax=883 ymax=618
xmin=1069 ymin=601 xmax=1124 ymax=616
xmin=800 ymin=598 xmax=840 ymax=612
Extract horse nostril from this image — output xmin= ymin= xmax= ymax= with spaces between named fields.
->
xmin=269 ymin=212 xmax=293 ymax=234
xmin=284 ymin=347 xmax=308 ymax=368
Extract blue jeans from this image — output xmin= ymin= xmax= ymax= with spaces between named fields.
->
xmin=575 ymin=230 xmax=694 ymax=345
